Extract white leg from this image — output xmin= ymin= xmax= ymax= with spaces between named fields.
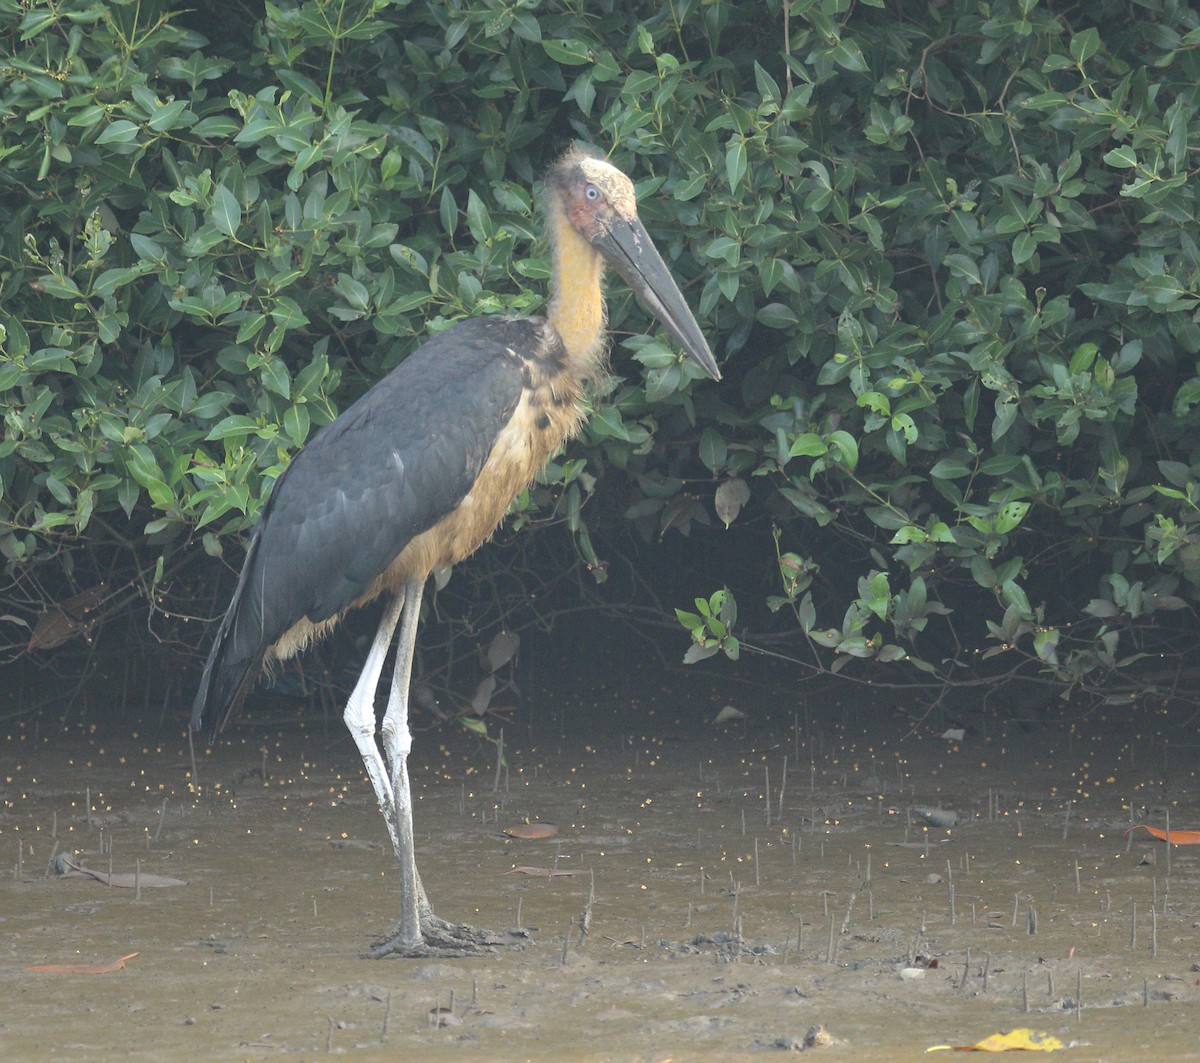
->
xmin=380 ymin=577 xmax=425 ymax=948
xmin=342 ymin=592 xmax=404 ymax=853
xmin=367 ymin=578 xmax=505 ymax=957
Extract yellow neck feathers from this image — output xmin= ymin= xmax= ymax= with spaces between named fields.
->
xmin=545 ymin=200 xmax=607 ymax=374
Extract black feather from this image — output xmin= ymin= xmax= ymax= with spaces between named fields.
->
xmin=192 ymin=316 xmax=544 ymax=736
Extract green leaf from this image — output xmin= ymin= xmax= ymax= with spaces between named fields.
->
xmin=334 ymin=273 xmax=370 ymax=312
xmin=698 ymin=428 xmax=727 ymax=472
xmin=146 ymin=99 xmax=192 ymax=132
xmin=542 ymin=38 xmax=592 ymax=65
xmin=788 ymin=433 xmax=827 ymax=458
xmin=439 ymin=186 xmax=459 ymax=236
xmin=725 ymin=138 xmax=747 ymax=195
xmin=465 ymin=189 xmax=494 ymax=242
xmin=1070 ymin=27 xmax=1100 ymax=64
xmin=993 ymin=501 xmax=1030 ymax=534
xmin=930 ymin=459 xmax=970 ymax=479
xmin=1012 ymin=231 xmax=1037 ymax=265
xmin=210 ymin=183 xmax=240 ymax=237
xmin=829 ymin=39 xmax=868 ymax=73
xmin=206 ymin=414 xmax=261 ymax=441
xmin=1103 ymin=145 xmax=1137 ymax=169
xmin=590 ymin=406 xmax=631 ymax=441
xmin=756 ymin=302 xmax=799 ymax=328
xmin=827 ymin=431 xmax=858 ymax=471
xmin=96 ymin=120 xmax=139 ymax=145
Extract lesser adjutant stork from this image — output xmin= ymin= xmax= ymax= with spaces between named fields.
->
xmin=193 ymin=144 xmax=720 ymax=956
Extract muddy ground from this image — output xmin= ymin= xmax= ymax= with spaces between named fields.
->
xmin=2 ymin=662 xmax=1199 ymax=1062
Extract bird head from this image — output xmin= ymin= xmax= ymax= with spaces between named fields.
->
xmin=547 ymin=146 xmax=721 ymax=382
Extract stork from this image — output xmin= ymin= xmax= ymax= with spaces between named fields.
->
xmin=192 ymin=145 xmax=720 ymax=957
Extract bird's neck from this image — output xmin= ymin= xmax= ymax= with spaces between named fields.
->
xmin=545 ymin=201 xmax=607 ymax=376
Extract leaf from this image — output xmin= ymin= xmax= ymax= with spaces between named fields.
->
xmin=1103 ymin=146 xmax=1137 ymax=169
xmin=485 ymin=630 xmax=520 ymax=671
xmin=1070 ymin=27 xmax=1101 ymax=65
xmin=683 ymin=641 xmax=720 ymax=664
xmin=930 ymin=459 xmax=970 ymax=479
xmin=726 ymin=137 xmax=747 ymax=195
xmin=927 ymin=1027 xmax=1065 ymax=1052
xmin=95 ymin=120 xmax=139 ymax=145
xmin=993 ymin=501 xmax=1030 ymax=534
xmin=470 ymin=675 xmax=496 ymax=714
xmin=27 ymin=585 xmax=107 ymax=651
xmin=210 ymin=183 xmax=240 ymax=236
xmin=439 ymin=185 xmax=458 ymax=235
xmin=505 ymin=866 xmax=580 ymax=877
xmin=1012 ymin=231 xmax=1037 ymax=265
xmin=27 ymin=953 xmax=140 ymax=975
xmin=715 ymin=478 xmax=751 ymax=528
xmin=756 ymin=302 xmax=800 ymax=328
xmin=827 ymin=430 xmax=859 ymax=471
xmin=542 ymin=38 xmax=591 ymax=65
xmin=698 ymin=427 xmax=727 ymax=472
xmin=829 ymin=39 xmax=868 ymax=73
xmin=789 ymin=433 xmax=828 ymax=458
xmin=1126 ymin=824 xmax=1200 ymax=844
xmin=713 ymin=704 xmax=747 ymax=724
xmin=55 ymin=857 xmax=186 ymax=888
xmin=502 ymin=823 xmax=559 ymax=839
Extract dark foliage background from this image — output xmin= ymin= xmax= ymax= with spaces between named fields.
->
xmin=2 ymin=0 xmax=1198 ymax=718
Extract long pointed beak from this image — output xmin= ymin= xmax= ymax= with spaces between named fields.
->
xmin=592 ymin=215 xmax=721 ymax=382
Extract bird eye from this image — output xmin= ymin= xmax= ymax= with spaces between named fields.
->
xmin=584 ymin=183 xmax=600 ymax=201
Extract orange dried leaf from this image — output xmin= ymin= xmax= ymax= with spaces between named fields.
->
xmin=1127 ymin=824 xmax=1200 ymax=844
xmin=502 ymin=823 xmax=558 ymax=840
xmin=27 ymin=952 xmax=139 ymax=975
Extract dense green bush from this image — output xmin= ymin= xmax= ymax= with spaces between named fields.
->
xmin=2 ymin=0 xmax=1198 ymax=700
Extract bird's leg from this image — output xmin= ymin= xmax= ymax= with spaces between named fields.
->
xmin=341 ymin=592 xmax=404 ymax=853
xmin=371 ymin=578 xmax=513 ymax=959
xmin=377 ymin=577 xmax=424 ymax=951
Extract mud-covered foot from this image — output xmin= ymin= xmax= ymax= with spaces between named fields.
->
xmin=369 ymin=914 xmax=529 ymax=958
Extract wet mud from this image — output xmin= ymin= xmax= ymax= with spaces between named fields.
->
xmin=2 ymin=680 xmax=1198 ymax=1061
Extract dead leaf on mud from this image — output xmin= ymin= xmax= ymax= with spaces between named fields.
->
xmin=914 ymin=807 xmax=959 ymax=828
xmin=502 ymin=823 xmax=558 ymax=840
xmin=328 ymin=837 xmax=381 ymax=850
xmin=505 ymin=865 xmax=580 ymax=877
xmin=56 ymin=856 xmax=186 ymax=888
xmin=28 ymin=585 xmax=108 ymax=651
xmin=762 ymin=1025 xmax=835 ymax=1052
xmin=602 ymin=934 xmax=644 ymax=948
xmin=926 ymin=1027 xmax=1065 ymax=1052
xmin=27 ymin=952 xmax=139 ymax=975
xmin=1126 ymin=824 xmax=1200 ymax=844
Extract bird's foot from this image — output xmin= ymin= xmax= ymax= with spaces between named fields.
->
xmin=369 ymin=913 xmax=529 ymax=959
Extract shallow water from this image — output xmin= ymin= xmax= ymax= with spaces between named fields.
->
xmin=2 ymin=682 xmax=1198 ymax=1061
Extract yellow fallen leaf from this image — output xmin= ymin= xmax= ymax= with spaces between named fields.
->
xmin=927 ymin=1028 xmax=1065 ymax=1052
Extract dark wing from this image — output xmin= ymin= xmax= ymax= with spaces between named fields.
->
xmin=192 ymin=316 xmax=544 ymax=737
